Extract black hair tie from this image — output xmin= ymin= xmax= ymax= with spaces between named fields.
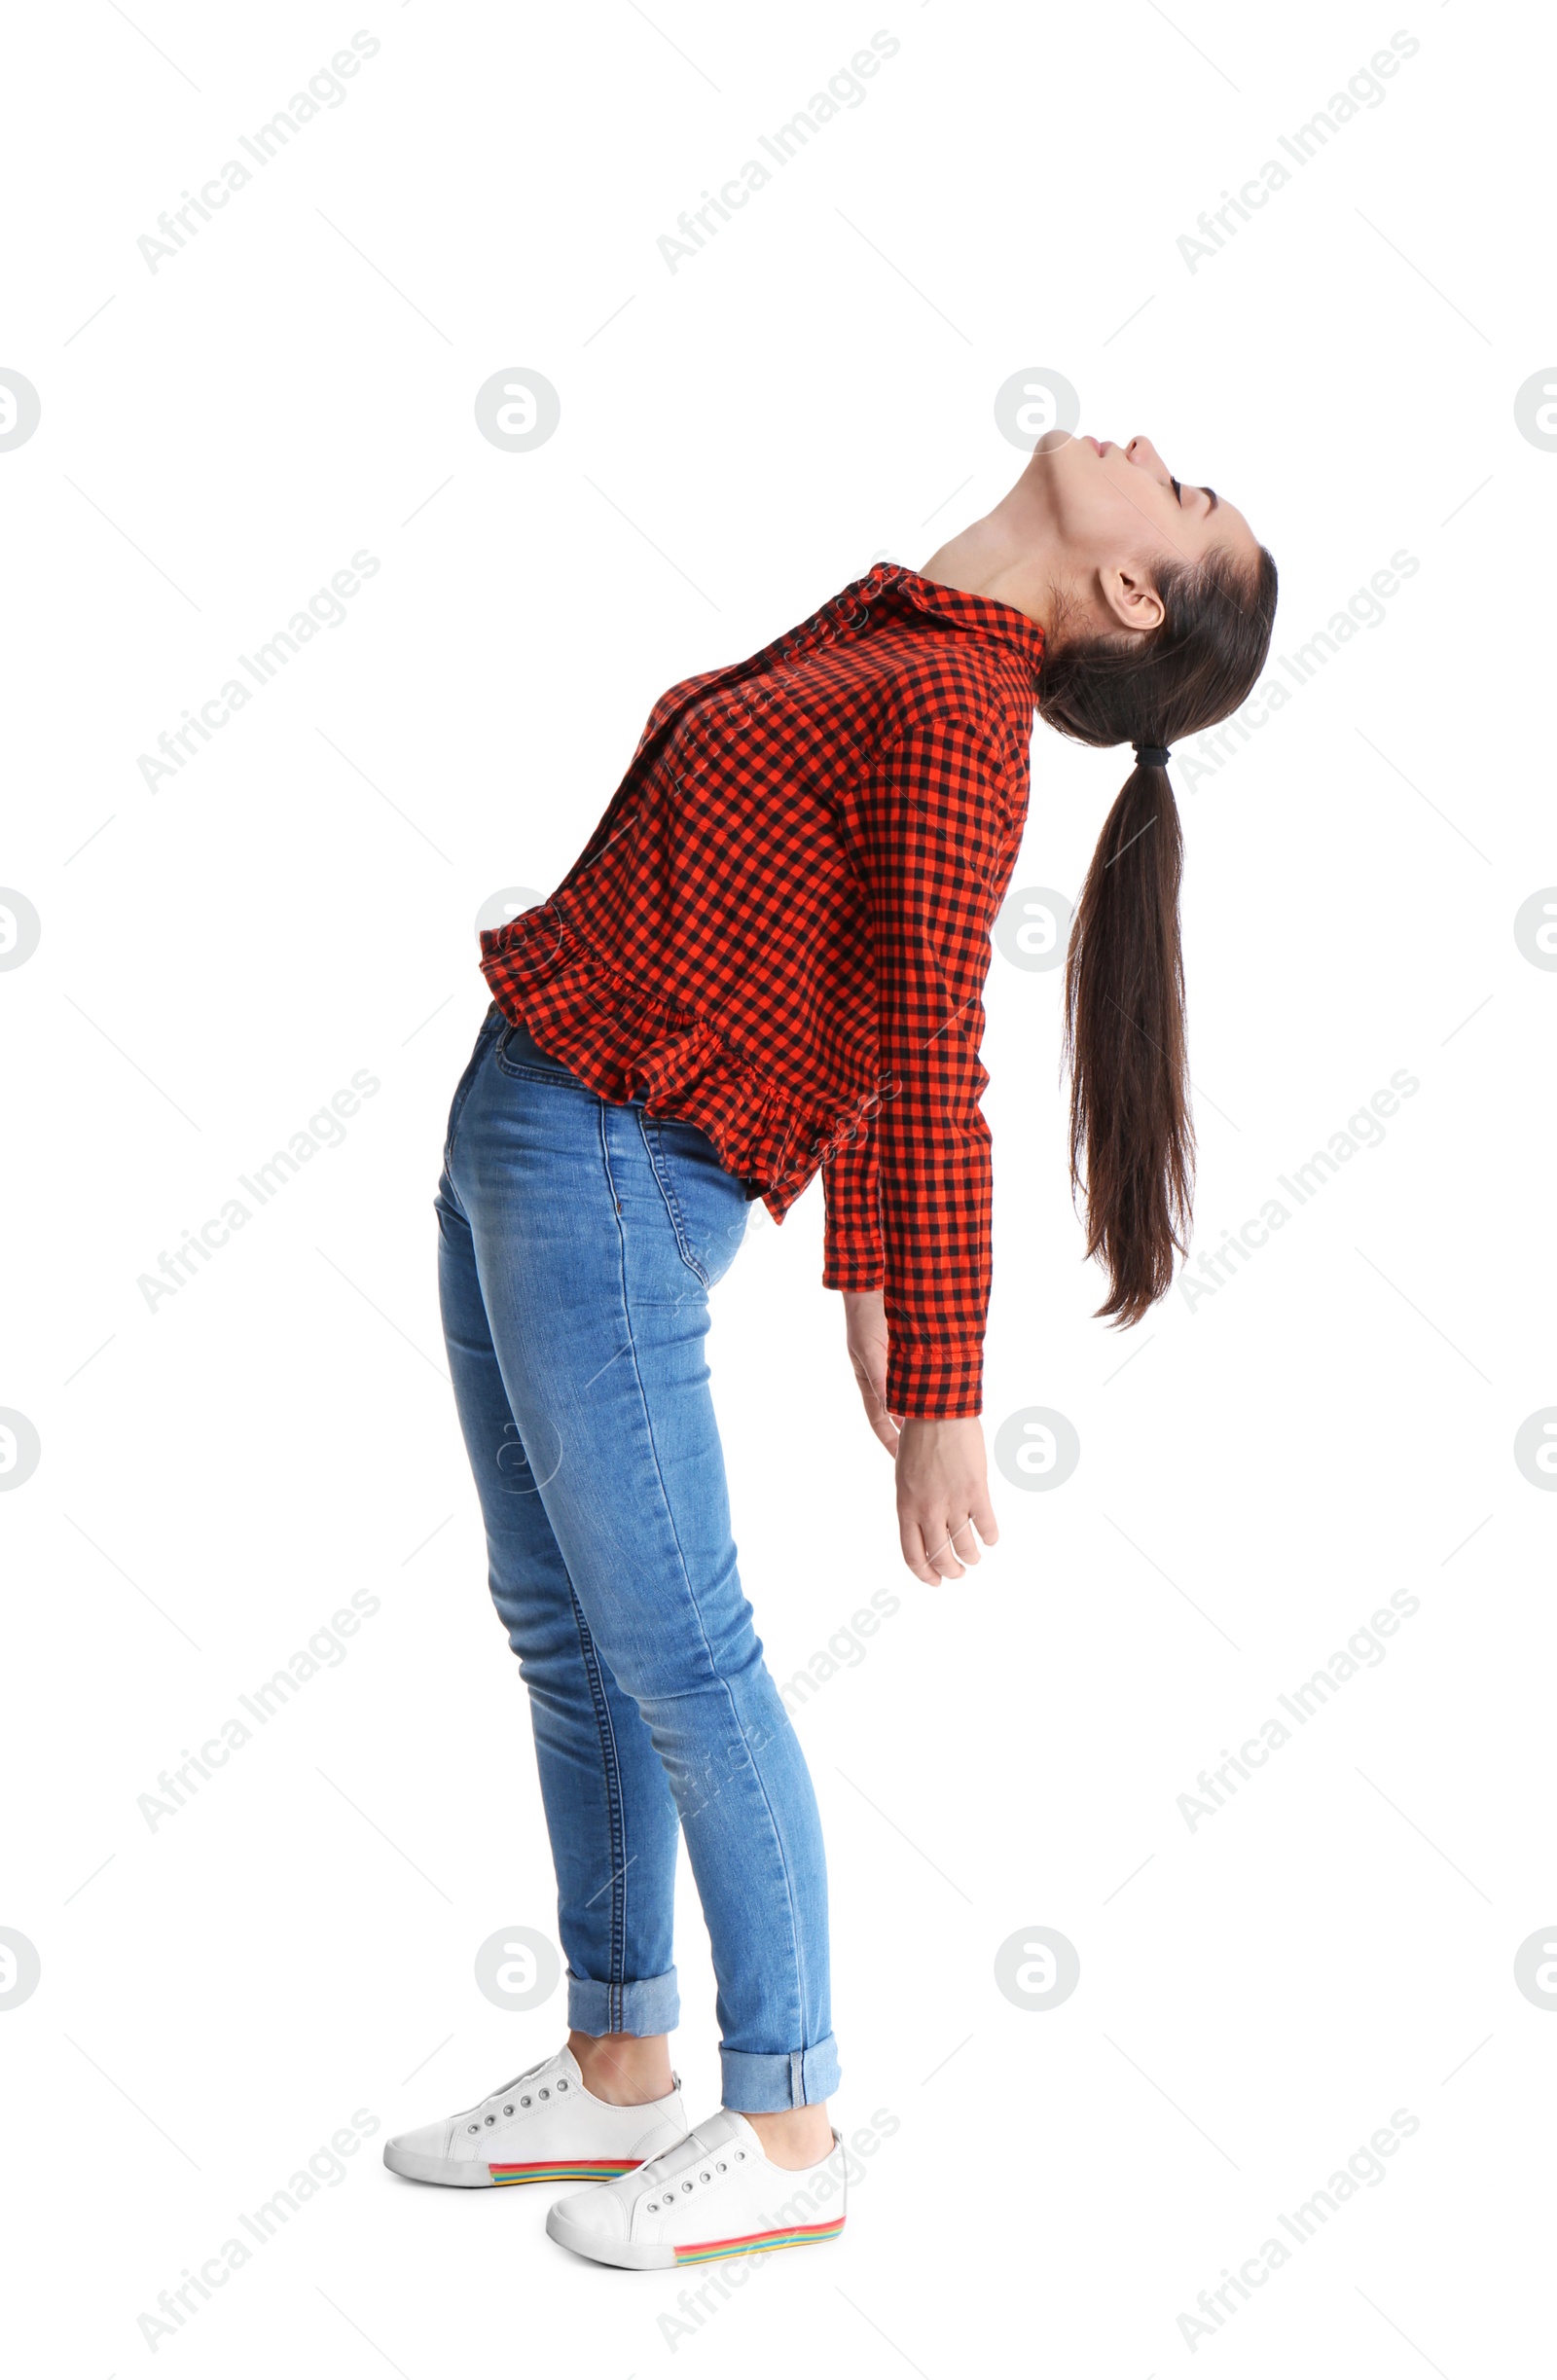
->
xmin=1133 ymin=742 xmax=1172 ymax=769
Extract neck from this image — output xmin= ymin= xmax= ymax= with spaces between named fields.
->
xmin=920 ymin=470 xmax=1063 ymax=635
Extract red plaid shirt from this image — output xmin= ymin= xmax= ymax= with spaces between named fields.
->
xmin=479 ymin=561 xmax=1042 ymax=1419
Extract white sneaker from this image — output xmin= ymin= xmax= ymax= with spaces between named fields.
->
xmin=382 ymin=2044 xmax=686 ymax=2188
xmin=545 ymin=2108 xmax=847 ymax=2268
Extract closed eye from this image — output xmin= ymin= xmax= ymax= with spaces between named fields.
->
xmin=1171 ymin=476 xmax=1182 ymax=506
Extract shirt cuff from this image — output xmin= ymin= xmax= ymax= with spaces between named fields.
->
xmin=822 ymin=1255 xmax=887 ymax=1293
xmin=886 ymin=1338 xmax=984 ymax=1421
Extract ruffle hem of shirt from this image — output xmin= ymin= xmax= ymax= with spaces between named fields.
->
xmin=477 ymin=898 xmax=851 ymax=1223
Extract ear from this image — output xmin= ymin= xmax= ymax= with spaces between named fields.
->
xmin=1097 ymin=562 xmax=1165 ymax=638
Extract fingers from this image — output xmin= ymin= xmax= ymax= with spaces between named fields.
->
xmin=889 ymin=1417 xmax=997 ymax=1584
xmin=926 ymin=1522 xmax=967 ymax=1584
xmin=969 ymin=1484 xmax=999 ymax=1548
xmin=899 ymin=1509 xmax=989 ymax=1586
xmin=898 ymin=1517 xmax=948 ymax=1586
xmin=932 ymin=1514 xmax=979 ymax=1579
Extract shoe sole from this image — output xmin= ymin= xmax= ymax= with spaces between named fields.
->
xmin=383 ymin=2144 xmax=644 ymax=2188
xmin=545 ymin=2202 xmax=845 ymax=2270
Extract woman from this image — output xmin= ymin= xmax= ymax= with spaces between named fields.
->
xmin=383 ymin=431 xmax=1278 ymax=2267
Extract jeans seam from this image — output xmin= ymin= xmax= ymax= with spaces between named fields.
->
xmin=567 ymin=1582 xmax=629 ymax=2031
xmin=598 ymin=1101 xmax=809 ymax=2058
xmin=494 ymin=1057 xmax=592 ymax=1088
xmin=635 ymin=1111 xmax=711 ymax=1286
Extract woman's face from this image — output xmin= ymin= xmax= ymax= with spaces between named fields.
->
xmin=1032 ymin=431 xmax=1259 ymax=627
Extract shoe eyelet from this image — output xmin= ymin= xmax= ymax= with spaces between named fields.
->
xmin=681 ymin=2181 xmax=693 ymax=2193
xmin=520 ymin=2097 xmax=531 ymax=2108
xmin=715 ymin=2160 xmax=726 ymax=2172
xmin=699 ymin=2171 xmax=710 ymax=2182
xmin=467 ymin=2123 xmax=479 ymax=2134
xmin=557 ymin=2078 xmax=568 ymax=2091
xmin=503 ymin=2105 xmax=514 ymax=2116
xmin=538 ymin=2087 xmax=550 ymax=2100
xmin=734 ymin=2149 xmax=744 ymax=2161
xmin=484 ymin=2114 xmax=494 ymax=2126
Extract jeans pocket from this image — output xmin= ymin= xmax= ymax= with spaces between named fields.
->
xmin=638 ymin=1112 xmax=749 ymax=1288
xmin=493 ymin=1019 xmax=587 ymax=1086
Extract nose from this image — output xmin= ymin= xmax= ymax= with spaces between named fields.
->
xmin=1126 ymin=435 xmax=1174 ymax=487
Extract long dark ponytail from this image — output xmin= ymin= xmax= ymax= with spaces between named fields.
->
xmin=1039 ymin=544 xmax=1279 ymax=1322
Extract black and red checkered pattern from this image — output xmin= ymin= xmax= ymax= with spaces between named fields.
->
xmin=479 ymin=562 xmax=1042 ymax=1419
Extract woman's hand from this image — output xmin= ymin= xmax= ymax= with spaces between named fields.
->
xmin=841 ymin=1292 xmax=999 ymax=1581
xmin=894 ymin=1417 xmax=999 ymax=1584
xmin=842 ymin=1289 xmax=899 ymax=1455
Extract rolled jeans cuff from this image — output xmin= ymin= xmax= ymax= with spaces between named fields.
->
xmin=566 ymin=1965 xmax=680 ymax=2038
xmin=720 ymin=2037 xmax=841 ymax=2111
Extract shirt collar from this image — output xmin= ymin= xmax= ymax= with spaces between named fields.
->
xmin=851 ymin=561 xmax=1044 ymax=691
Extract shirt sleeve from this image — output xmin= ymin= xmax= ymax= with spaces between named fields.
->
xmin=821 ymin=1127 xmax=885 ymax=1291
xmin=838 ymin=710 xmax=1018 ymax=1421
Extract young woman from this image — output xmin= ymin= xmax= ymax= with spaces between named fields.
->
xmin=384 ymin=430 xmax=1278 ymax=2267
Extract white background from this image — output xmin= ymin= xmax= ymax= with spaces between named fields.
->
xmin=3 ymin=1 xmax=1553 ymax=2371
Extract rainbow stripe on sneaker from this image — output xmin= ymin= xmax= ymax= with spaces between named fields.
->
xmin=489 ymin=2157 xmax=642 ymax=2186
xmin=673 ymin=2215 xmax=846 ymax=2264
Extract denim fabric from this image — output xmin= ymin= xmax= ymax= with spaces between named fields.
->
xmin=434 ymin=1004 xmax=840 ymax=2110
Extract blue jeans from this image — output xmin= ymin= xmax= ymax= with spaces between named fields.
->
xmin=434 ymin=1004 xmax=840 ymax=2111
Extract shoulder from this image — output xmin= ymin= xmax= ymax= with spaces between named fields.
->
xmin=871 ymin=662 xmax=1034 ymax=786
